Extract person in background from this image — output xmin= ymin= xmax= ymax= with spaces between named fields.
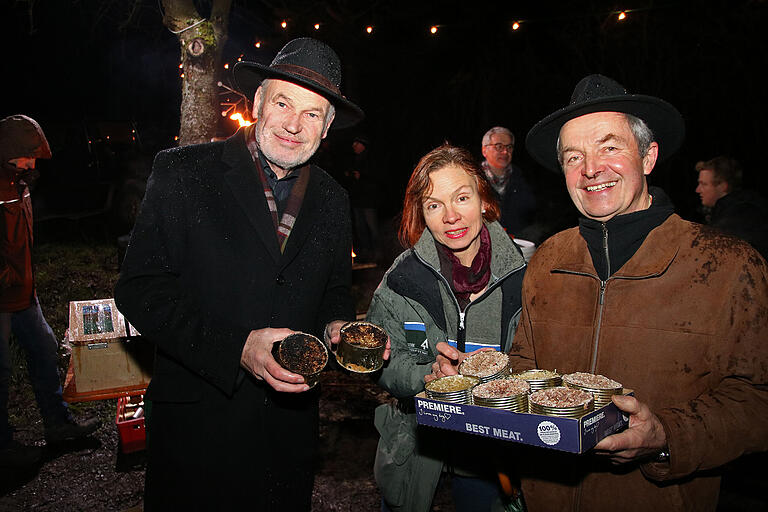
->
xmin=369 ymin=144 xmax=526 ymax=512
xmin=346 ymin=134 xmax=379 ymax=262
xmin=433 ymin=74 xmax=768 ymax=511
xmin=114 ymin=38 xmax=385 ymax=510
xmin=1 ymin=115 xmax=99 ymax=469
xmin=480 ymin=126 xmax=537 ymax=239
xmin=695 ymin=155 xmax=768 ymax=258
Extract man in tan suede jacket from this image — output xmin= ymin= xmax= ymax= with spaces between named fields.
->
xmin=510 ymin=75 xmax=768 ymax=510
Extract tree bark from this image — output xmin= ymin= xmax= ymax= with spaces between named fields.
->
xmin=162 ymin=0 xmax=232 ymax=146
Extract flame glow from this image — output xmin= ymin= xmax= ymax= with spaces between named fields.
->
xmin=230 ymin=113 xmax=252 ymax=127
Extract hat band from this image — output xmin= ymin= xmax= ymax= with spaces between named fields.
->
xmin=272 ymin=64 xmax=340 ymax=95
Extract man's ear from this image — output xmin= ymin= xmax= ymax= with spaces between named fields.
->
xmin=643 ymin=142 xmax=659 ymax=176
xmin=252 ymin=86 xmax=263 ymax=119
xmin=321 ymin=110 xmax=335 ymax=139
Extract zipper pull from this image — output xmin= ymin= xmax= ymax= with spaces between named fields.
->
xmin=599 ymin=280 xmax=606 ymax=305
xmin=459 ymin=311 xmax=465 ymax=330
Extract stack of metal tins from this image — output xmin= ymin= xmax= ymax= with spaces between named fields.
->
xmin=510 ymin=369 xmax=562 ymax=392
xmin=529 ymin=386 xmax=594 ymax=418
xmin=472 ymin=377 xmax=530 ymax=412
xmin=425 ymin=375 xmax=480 ymax=405
xmin=562 ymin=372 xmax=623 ymax=407
xmin=458 ymin=351 xmax=510 ymax=384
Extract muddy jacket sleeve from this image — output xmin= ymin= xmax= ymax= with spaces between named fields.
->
xmin=642 ymin=254 xmax=768 ymax=481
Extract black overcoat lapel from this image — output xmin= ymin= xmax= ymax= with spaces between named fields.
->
xmin=220 ymin=133 xmax=281 ymax=263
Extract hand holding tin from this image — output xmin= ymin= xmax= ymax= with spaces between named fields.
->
xmin=323 ymin=320 xmax=347 ymax=348
xmin=240 ymin=327 xmax=310 ymax=392
xmin=593 ymin=394 xmax=668 ymax=464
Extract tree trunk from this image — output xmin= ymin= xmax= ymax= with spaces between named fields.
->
xmin=162 ymin=0 xmax=232 ymax=146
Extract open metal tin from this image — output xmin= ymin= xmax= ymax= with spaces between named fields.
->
xmin=425 ymin=375 xmax=480 ymax=404
xmin=272 ymin=332 xmax=328 ymax=389
xmin=528 ymin=386 xmax=594 ymax=418
xmin=334 ymin=321 xmax=387 ymax=373
xmin=458 ymin=351 xmax=510 ymax=384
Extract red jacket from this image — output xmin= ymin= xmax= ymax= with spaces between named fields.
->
xmin=0 ymin=115 xmax=51 ymax=312
xmin=512 ymin=214 xmax=768 ymax=511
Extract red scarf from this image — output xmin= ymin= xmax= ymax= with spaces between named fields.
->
xmin=436 ymin=224 xmax=492 ymax=310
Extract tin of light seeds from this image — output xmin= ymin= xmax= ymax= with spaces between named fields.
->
xmin=529 ymin=386 xmax=594 ymax=418
xmin=458 ymin=350 xmax=510 ymax=383
xmin=425 ymin=375 xmax=480 ymax=404
xmin=562 ymin=372 xmax=623 ymax=408
xmin=510 ymin=369 xmax=562 ymax=391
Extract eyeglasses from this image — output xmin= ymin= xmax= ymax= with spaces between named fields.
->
xmin=484 ymin=143 xmax=514 ymax=153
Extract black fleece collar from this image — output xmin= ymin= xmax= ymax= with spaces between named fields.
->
xmin=579 ymin=186 xmax=675 ymax=280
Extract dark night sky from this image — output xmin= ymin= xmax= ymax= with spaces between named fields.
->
xmin=2 ymin=0 xmax=767 ymax=222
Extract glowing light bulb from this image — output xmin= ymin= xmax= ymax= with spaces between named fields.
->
xmin=618 ymin=11 xmax=627 ymax=21
xmin=224 ymin=63 xmax=229 ymax=69
xmin=314 ymin=23 xmax=320 ymax=30
xmin=254 ymin=41 xmax=261 ymax=48
xmin=281 ymin=20 xmax=287 ymax=29
xmin=512 ymin=21 xmax=520 ymax=30
xmin=430 ymin=26 xmax=438 ymax=34
xmin=366 ymin=26 xmax=373 ymax=34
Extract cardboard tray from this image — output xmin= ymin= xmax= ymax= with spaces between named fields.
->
xmin=414 ymin=389 xmax=632 ymax=454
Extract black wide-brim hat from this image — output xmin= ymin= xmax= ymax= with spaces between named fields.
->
xmin=526 ymin=74 xmax=685 ymax=172
xmin=233 ymin=37 xmax=364 ymax=129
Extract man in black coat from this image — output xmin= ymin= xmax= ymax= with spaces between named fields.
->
xmin=695 ymin=155 xmax=768 ymax=259
xmin=114 ymin=38 xmax=368 ymax=510
xmin=480 ymin=126 xmax=537 ymax=239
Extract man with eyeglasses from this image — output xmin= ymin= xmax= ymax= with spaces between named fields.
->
xmin=480 ymin=126 xmax=537 ymax=238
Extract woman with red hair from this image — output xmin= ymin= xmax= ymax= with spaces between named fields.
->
xmin=368 ymin=144 xmax=528 ymax=512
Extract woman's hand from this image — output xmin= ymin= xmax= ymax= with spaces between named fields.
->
xmin=425 ymin=343 xmax=495 ymax=383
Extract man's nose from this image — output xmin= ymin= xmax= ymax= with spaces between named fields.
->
xmin=283 ymin=112 xmax=302 ymax=134
xmin=583 ymin=155 xmax=602 ymax=178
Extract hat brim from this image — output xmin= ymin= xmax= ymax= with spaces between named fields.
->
xmin=233 ymin=62 xmax=364 ymax=130
xmin=525 ymin=94 xmax=685 ymax=173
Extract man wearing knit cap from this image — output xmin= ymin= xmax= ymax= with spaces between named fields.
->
xmin=1 ymin=115 xmax=99 ymax=469
xmin=115 ymin=38 xmax=383 ymax=510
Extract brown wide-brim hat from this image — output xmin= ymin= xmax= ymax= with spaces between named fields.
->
xmin=525 ymin=74 xmax=685 ymax=173
xmin=233 ymin=37 xmax=364 ymax=130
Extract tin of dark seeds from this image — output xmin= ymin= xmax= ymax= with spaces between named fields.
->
xmin=458 ymin=350 xmax=510 ymax=383
xmin=335 ymin=321 xmax=387 ymax=373
xmin=425 ymin=375 xmax=480 ymax=405
xmin=562 ymin=372 xmax=623 ymax=408
xmin=272 ymin=332 xmax=328 ymax=388
xmin=529 ymin=386 xmax=594 ymax=418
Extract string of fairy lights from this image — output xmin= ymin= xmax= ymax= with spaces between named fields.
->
xmin=208 ymin=6 xmax=650 ymax=127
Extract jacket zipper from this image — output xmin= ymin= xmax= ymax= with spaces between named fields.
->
xmin=413 ymin=251 xmax=523 ymax=352
xmin=589 ymin=224 xmax=610 ymax=373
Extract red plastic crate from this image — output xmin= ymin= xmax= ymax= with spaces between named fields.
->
xmin=116 ymin=394 xmax=146 ymax=453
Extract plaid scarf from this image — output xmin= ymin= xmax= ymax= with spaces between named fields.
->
xmin=481 ymin=160 xmax=512 ymax=197
xmin=245 ymin=127 xmax=311 ymax=252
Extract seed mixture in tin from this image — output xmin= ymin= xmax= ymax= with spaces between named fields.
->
xmin=426 ymin=375 xmax=478 ymax=393
xmin=563 ymin=372 xmax=622 ymax=389
xmin=276 ymin=334 xmax=327 ymax=375
xmin=529 ymin=386 xmax=592 ymax=407
xmin=341 ymin=322 xmax=387 ymax=348
xmin=459 ymin=351 xmax=509 ymax=377
xmin=472 ymin=378 xmax=530 ymax=398
xmin=514 ymin=369 xmax=559 ymax=381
